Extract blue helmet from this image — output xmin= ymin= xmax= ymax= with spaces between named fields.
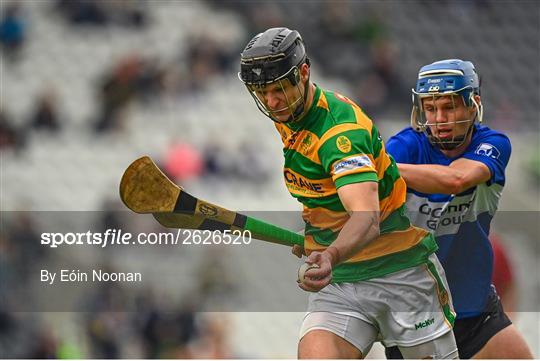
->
xmin=411 ymin=59 xmax=483 ymax=150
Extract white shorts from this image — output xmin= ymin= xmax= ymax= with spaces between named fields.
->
xmin=299 ymin=254 xmax=456 ymax=354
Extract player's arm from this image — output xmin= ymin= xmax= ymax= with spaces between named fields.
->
xmin=299 ymin=181 xmax=380 ymax=292
xmin=397 ymin=158 xmax=491 ymax=195
xmin=330 ymin=181 xmax=380 ymax=261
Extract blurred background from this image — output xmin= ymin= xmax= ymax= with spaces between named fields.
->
xmin=1 ymin=0 xmax=538 ymax=358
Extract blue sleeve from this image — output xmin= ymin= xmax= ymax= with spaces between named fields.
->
xmin=463 ymin=134 xmax=511 ymax=185
xmin=386 ymin=134 xmax=412 ymax=164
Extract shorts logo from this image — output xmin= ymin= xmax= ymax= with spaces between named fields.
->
xmin=438 ymin=289 xmax=449 ymax=306
xmin=475 ymin=143 xmax=500 ymax=159
xmin=336 ymin=136 xmax=352 ymax=153
xmin=333 ymin=155 xmax=372 ymax=175
xmin=415 ymin=317 xmax=435 ymax=330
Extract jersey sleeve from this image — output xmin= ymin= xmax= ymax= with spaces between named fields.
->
xmin=318 ymin=125 xmax=378 ymax=189
xmin=386 ymin=134 xmax=413 ymax=164
xmin=462 ymin=133 xmax=511 ymax=185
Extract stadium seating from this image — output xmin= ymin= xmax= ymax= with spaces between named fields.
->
xmin=2 ymin=1 xmax=538 ymax=358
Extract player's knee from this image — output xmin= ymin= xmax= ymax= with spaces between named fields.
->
xmin=505 ymin=327 xmax=533 ymax=359
xmin=298 ymin=329 xmax=363 ymax=359
xmin=473 ymin=325 xmax=533 ymax=359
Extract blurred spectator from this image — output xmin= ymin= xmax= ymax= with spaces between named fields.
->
xmin=56 ymin=0 xmax=107 ymax=26
xmin=0 ymin=311 xmax=58 ymax=357
xmin=94 ymin=55 xmax=141 ymax=133
xmin=173 ymin=35 xmax=236 ymax=95
xmin=191 ymin=315 xmax=234 ymax=359
xmin=86 ymin=312 xmax=121 ymax=358
xmin=354 ymin=38 xmax=409 ymax=119
xmin=196 ymin=248 xmax=239 ymax=306
xmin=97 ymin=199 xmax=125 ymax=238
xmin=0 ymin=109 xmax=26 ymax=152
xmin=135 ymin=57 xmax=166 ymax=104
xmin=56 ymin=341 xmax=83 ymax=358
xmin=27 ymin=329 xmax=58 ymax=358
xmin=163 ymin=142 xmax=204 ymax=181
xmin=0 ymin=2 xmax=26 ymax=62
xmin=94 ymin=55 xmax=169 ymax=132
xmin=29 ymin=89 xmax=62 ymax=133
xmin=354 ymin=9 xmax=389 ymax=45
xmin=0 ymin=235 xmax=17 ymax=308
xmin=211 ymin=1 xmax=416 ymax=120
xmin=490 ymin=234 xmax=517 ymax=319
xmin=55 ymin=0 xmax=147 ymax=28
xmin=203 ymin=140 xmax=271 ymax=183
xmin=319 ymin=1 xmax=358 ymax=40
xmin=83 ymin=268 xmax=130 ymax=357
xmin=235 ymin=141 xmax=271 ymax=182
xmin=245 ymin=2 xmax=285 ymax=35
xmin=139 ymin=301 xmax=198 ymax=358
xmin=203 ymin=143 xmax=226 ymax=177
xmin=106 ymin=0 xmax=148 ymax=28
xmin=5 ymin=213 xmax=48 ymax=283
xmin=202 ymin=141 xmax=239 ymax=179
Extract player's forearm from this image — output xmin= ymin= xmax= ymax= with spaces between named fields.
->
xmin=323 ymin=211 xmax=380 ymax=266
xmin=397 ymin=163 xmax=464 ymax=195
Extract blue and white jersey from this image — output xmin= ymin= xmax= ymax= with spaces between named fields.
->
xmin=386 ymin=124 xmax=511 ymax=319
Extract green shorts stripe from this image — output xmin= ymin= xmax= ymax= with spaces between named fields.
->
xmin=425 ymin=258 xmax=456 ymax=327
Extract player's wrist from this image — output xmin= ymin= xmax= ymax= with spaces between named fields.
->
xmin=323 ymin=246 xmax=340 ymax=267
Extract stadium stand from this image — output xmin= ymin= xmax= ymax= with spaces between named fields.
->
xmin=1 ymin=0 xmax=538 ymax=357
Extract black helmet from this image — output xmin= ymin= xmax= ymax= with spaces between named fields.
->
xmin=239 ymin=27 xmax=311 ymax=123
xmin=239 ymin=27 xmax=309 ymax=86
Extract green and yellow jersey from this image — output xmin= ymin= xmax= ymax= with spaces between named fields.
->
xmin=276 ymin=85 xmax=438 ymax=282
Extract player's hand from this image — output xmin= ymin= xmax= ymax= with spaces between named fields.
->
xmin=291 ymin=244 xmax=305 ymax=258
xmin=298 ymin=251 xmax=333 ymax=292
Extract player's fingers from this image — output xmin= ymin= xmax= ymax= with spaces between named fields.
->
xmin=297 ymin=281 xmax=320 ymax=293
xmin=303 ymin=268 xmax=331 ymax=283
xmin=306 ymin=265 xmax=330 ymax=279
xmin=301 ymin=273 xmax=332 ymax=291
xmin=305 ymin=251 xmax=321 ymax=265
xmin=291 ymin=245 xmax=304 ymax=258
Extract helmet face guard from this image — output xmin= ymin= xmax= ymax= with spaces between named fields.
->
xmin=239 ymin=66 xmax=309 ymax=123
xmin=239 ymin=28 xmax=310 ymax=123
xmin=410 ymin=60 xmax=483 ymax=150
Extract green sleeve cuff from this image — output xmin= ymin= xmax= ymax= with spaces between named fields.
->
xmin=335 ymin=172 xmax=378 ymax=189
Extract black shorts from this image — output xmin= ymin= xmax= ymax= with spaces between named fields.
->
xmin=385 ymin=292 xmax=512 ymax=359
